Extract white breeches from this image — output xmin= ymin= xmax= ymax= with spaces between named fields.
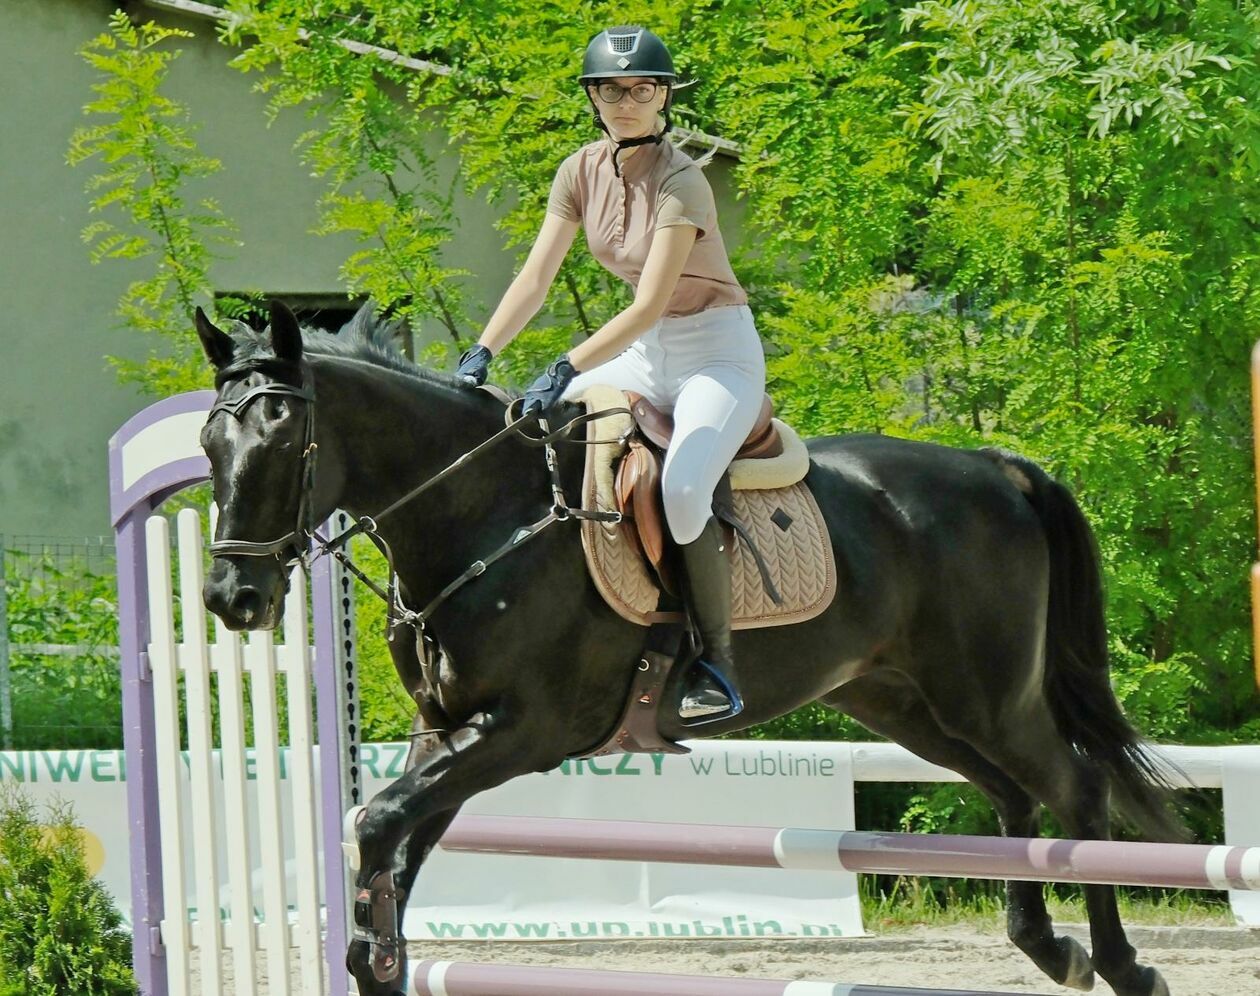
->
xmin=563 ymin=303 xmax=767 ymax=545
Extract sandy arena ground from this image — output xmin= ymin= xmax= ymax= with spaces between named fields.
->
xmin=191 ymin=922 xmax=1258 ymax=993
xmin=405 ymin=924 xmax=1258 ymax=995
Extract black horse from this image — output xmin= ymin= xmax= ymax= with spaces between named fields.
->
xmin=196 ymin=302 xmax=1178 ymax=996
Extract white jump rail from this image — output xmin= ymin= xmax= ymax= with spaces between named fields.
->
xmin=409 ymin=961 xmax=1030 ymax=996
xmin=419 ymin=814 xmax=1260 ymax=891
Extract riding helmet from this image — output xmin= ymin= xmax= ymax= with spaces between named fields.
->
xmin=579 ymin=26 xmax=677 ymax=84
xmin=580 ymin=26 xmax=679 ymax=175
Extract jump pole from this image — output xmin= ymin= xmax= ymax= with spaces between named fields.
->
xmin=409 ymin=961 xmax=1029 ymax=996
xmin=422 ymin=814 xmax=1260 ymax=892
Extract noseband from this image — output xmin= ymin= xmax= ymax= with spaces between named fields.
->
xmin=206 ymin=378 xmax=317 ymax=566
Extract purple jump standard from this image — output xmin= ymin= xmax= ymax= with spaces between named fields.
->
xmin=439 ymin=815 xmax=1260 ymax=892
xmin=410 ymin=960 xmax=1033 ymax=996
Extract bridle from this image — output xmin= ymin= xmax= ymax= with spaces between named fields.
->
xmin=206 ymin=378 xmax=316 ymax=566
xmin=205 ymin=360 xmax=629 ymax=634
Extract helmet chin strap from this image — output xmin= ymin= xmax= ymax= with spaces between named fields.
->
xmin=590 ymin=97 xmax=673 ymax=177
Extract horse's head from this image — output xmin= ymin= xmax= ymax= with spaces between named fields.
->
xmin=196 ymin=301 xmax=314 ymax=631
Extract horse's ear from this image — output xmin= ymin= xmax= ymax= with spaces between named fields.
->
xmin=195 ymin=307 xmax=234 ymax=369
xmin=268 ymin=300 xmax=303 ymax=365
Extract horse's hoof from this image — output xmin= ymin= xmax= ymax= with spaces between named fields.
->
xmin=347 ymin=938 xmax=406 ymax=994
xmin=1058 ymin=935 xmax=1095 ymax=991
xmin=1139 ymin=966 xmax=1171 ymax=996
xmin=372 ymin=944 xmax=403 ymax=984
xmin=1101 ymin=963 xmax=1170 ymax=996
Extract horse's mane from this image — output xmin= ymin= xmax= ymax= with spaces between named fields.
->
xmin=226 ymin=303 xmax=469 ymax=394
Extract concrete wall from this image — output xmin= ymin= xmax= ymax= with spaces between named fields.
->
xmin=0 ymin=1 xmax=745 ymax=537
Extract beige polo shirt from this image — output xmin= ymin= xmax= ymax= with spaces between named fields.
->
xmin=547 ymin=137 xmax=748 ymax=318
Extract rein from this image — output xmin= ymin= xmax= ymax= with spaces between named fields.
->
xmin=207 ymin=363 xmax=631 ymax=637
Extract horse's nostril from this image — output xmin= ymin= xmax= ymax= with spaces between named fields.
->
xmin=229 ymin=586 xmax=266 ymax=625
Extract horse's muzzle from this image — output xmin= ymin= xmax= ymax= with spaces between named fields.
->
xmin=203 ymin=557 xmax=286 ymax=631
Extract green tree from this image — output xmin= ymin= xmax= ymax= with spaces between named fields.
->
xmin=221 ymin=4 xmax=474 ymax=359
xmin=886 ymin=0 xmax=1260 ymax=738
xmin=68 ymin=12 xmax=239 ymax=396
xmin=0 ymin=788 xmax=137 ymax=996
xmin=87 ymin=1 xmax=1260 ymax=747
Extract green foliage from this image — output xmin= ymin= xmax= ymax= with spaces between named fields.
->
xmin=348 ymin=537 xmax=421 ymax=741
xmin=218 ymin=1 xmax=641 ymax=383
xmin=3 ymin=550 xmax=122 ymax=750
xmin=861 ymin=874 xmax=1234 ymax=929
xmin=60 ymin=2 xmax=1260 ymax=856
xmin=67 ymin=12 xmax=237 ymax=396
xmin=194 ymin=0 xmax=1260 ymax=756
xmin=883 ymin=0 xmax=1260 ymax=739
xmin=900 ymin=783 xmax=1002 ymax=838
xmin=741 ymin=702 xmax=869 ymax=742
xmin=0 ymin=787 xmax=137 ymax=996
xmin=221 ymin=3 xmax=471 ymax=357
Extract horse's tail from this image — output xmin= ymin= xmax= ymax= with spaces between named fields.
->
xmin=982 ymin=448 xmax=1185 ymax=841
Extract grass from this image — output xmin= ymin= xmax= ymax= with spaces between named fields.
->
xmin=860 ymin=876 xmax=1237 ymax=931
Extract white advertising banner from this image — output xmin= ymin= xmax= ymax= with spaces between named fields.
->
xmin=1 ymin=740 xmax=864 ymax=940
xmin=384 ymin=739 xmax=862 ymax=940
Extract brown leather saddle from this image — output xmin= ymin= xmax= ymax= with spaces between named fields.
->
xmin=613 ymin=391 xmax=783 ymax=596
xmin=577 ymin=390 xmax=811 ymax=758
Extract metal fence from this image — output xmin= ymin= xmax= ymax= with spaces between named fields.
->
xmin=0 ymin=534 xmax=120 ymax=749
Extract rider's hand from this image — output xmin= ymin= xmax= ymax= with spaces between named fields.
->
xmin=456 ymin=344 xmax=493 ymax=388
xmin=521 ymin=354 xmax=577 ymax=417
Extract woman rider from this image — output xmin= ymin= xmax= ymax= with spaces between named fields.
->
xmin=456 ymin=25 xmax=767 ymax=726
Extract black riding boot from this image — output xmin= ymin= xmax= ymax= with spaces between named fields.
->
xmin=678 ymin=516 xmax=743 ymax=725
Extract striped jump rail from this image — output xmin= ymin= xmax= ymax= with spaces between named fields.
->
xmin=409 ymin=960 xmax=1035 ymax=996
xmin=427 ymin=814 xmax=1260 ymax=892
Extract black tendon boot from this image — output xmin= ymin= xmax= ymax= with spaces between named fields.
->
xmin=678 ymin=516 xmax=744 ymax=725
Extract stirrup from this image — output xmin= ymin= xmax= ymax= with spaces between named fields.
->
xmin=679 ymin=658 xmax=743 ymax=727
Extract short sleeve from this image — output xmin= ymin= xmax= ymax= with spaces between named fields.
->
xmin=546 ymin=155 xmax=582 ymax=222
xmin=656 ymin=166 xmax=713 ymax=237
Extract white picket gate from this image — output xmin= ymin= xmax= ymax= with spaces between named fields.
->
xmin=144 ymin=508 xmax=324 ymax=996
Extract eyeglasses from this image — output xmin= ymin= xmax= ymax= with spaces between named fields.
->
xmin=591 ymin=81 xmax=661 ymax=104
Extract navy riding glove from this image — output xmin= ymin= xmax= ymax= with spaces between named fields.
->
xmin=521 ymin=354 xmax=577 ymax=417
xmin=456 ymin=344 xmax=493 ymax=387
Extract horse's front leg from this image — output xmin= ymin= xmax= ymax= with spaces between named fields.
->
xmin=346 ymin=712 xmax=459 ymax=989
xmin=347 ymin=708 xmax=550 ymax=996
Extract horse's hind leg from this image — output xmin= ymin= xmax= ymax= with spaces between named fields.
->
xmin=967 ymin=701 xmax=1170 ymax=996
xmin=1045 ymin=759 xmax=1171 ymax=996
xmin=823 ymin=674 xmax=1094 ymax=991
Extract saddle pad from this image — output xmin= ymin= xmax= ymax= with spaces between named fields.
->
xmin=577 ymin=386 xmax=838 ymax=629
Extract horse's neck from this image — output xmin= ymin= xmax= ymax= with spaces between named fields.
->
xmin=311 ymin=357 xmax=544 ymax=579
xmin=315 ymin=358 xmax=495 ymax=501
